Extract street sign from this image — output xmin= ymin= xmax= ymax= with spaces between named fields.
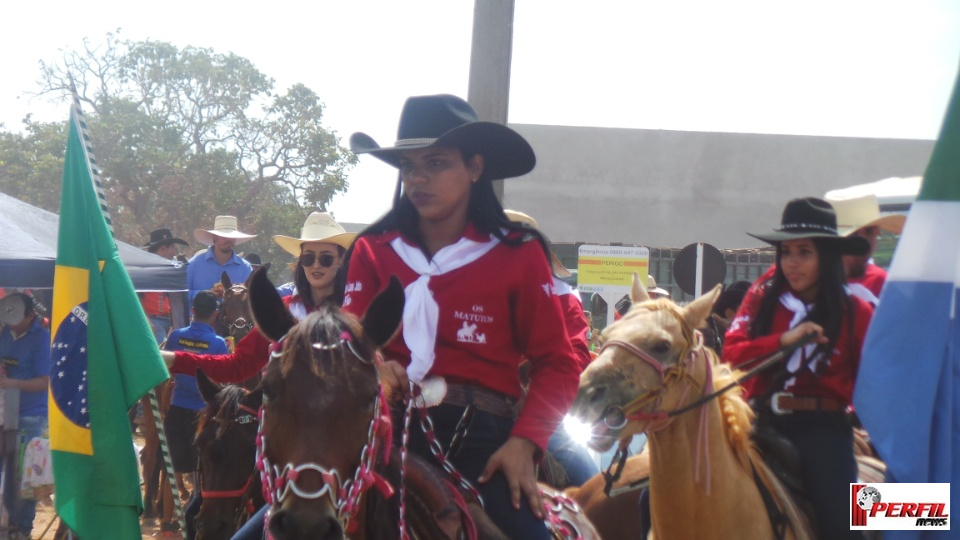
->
xmin=577 ymin=245 xmax=649 ymax=293
xmin=673 ymin=242 xmax=726 ymax=297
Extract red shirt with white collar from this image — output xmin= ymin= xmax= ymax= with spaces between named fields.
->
xmin=342 ymin=226 xmax=580 ymax=451
xmin=848 ymin=262 xmax=887 ymax=298
xmin=723 ymin=276 xmax=873 ymax=406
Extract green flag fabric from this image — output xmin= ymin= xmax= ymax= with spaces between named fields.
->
xmin=49 ymin=104 xmax=169 ymax=539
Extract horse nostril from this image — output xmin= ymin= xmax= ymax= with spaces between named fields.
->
xmin=268 ymin=510 xmax=291 ymax=540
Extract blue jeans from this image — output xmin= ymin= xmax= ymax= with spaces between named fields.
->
xmin=149 ymin=315 xmax=173 ymax=344
xmin=4 ymin=416 xmax=47 ymax=533
xmin=765 ymin=411 xmax=861 ymax=540
xmin=403 ymin=404 xmax=549 ymax=540
xmin=231 ymin=504 xmax=266 ymax=540
xmin=547 ymin=427 xmax=599 ymax=487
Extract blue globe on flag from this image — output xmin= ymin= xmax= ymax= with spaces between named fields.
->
xmin=51 ymin=302 xmax=91 ymax=430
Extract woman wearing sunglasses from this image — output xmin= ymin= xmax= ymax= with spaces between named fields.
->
xmin=162 ymin=212 xmax=355 ymax=382
xmin=161 ymin=212 xmax=355 ymax=539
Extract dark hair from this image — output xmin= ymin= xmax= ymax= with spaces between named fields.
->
xmin=713 ymin=281 xmax=751 ymax=317
xmin=749 ymin=238 xmax=854 ymax=363
xmin=193 ymin=290 xmax=219 ymax=320
xmin=336 ymin=149 xmax=554 ymax=303
xmin=295 ymin=245 xmax=347 ymax=311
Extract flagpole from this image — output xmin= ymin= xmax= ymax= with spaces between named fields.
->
xmin=66 ymin=74 xmax=187 ymax=536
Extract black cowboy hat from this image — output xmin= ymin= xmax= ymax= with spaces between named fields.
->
xmin=748 ymin=197 xmax=869 ymax=255
xmin=143 ymin=228 xmax=188 ymax=251
xmin=350 ymin=94 xmax=536 ymax=181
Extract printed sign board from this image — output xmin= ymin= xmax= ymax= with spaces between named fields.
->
xmin=577 ymin=245 xmax=650 ymax=294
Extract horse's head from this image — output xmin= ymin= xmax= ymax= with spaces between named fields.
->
xmin=248 ymin=267 xmax=404 ymax=540
xmin=217 ymin=267 xmax=269 ymax=341
xmin=193 ymin=370 xmax=263 ymax=540
xmin=570 ymin=274 xmax=721 ymax=451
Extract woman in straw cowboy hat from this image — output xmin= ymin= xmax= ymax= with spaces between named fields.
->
xmin=343 ymin=94 xmax=579 ymax=538
xmin=724 ymin=197 xmax=874 ymax=540
xmin=162 ymin=212 xmax=355 ymax=539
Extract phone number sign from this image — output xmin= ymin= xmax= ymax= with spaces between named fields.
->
xmin=577 ymin=245 xmax=649 ymax=293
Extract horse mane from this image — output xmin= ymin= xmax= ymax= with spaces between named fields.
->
xmin=278 ymin=306 xmax=374 ymax=385
xmin=196 ymin=384 xmax=247 ymax=436
xmin=707 ymin=348 xmax=813 ymax=540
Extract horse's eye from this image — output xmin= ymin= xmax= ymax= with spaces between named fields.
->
xmin=652 ymin=340 xmax=671 ymax=354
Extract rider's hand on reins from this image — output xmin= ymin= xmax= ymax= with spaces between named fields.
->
xmin=478 ymin=436 xmax=544 ymax=519
xmin=378 ymin=360 xmax=410 ymax=403
xmin=779 ymin=322 xmax=827 ymax=348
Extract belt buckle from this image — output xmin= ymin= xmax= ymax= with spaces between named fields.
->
xmin=413 ymin=376 xmax=447 ymax=409
xmin=770 ymin=391 xmax=793 ymax=415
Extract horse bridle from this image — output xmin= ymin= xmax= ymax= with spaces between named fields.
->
xmin=256 ymin=331 xmax=394 ymax=535
xmin=219 ymin=285 xmax=255 ymax=337
xmin=199 ymin=401 xmax=262 ymax=525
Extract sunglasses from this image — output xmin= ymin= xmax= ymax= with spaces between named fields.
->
xmin=299 ymin=253 xmax=337 ymax=268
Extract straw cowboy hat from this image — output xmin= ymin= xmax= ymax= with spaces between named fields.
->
xmin=748 ymin=197 xmax=869 ymax=255
xmin=193 ymin=215 xmax=256 ymax=246
xmin=273 ymin=212 xmax=356 ymax=257
xmin=350 ymin=94 xmax=536 ymax=181
xmin=503 ymin=209 xmax=571 ymax=278
xmin=647 ymin=275 xmax=670 ymax=297
xmin=824 ymin=193 xmax=906 ymax=237
xmin=143 ymin=228 xmax=188 ymax=251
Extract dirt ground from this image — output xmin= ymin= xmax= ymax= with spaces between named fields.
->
xmin=29 ymin=433 xmax=183 ymax=540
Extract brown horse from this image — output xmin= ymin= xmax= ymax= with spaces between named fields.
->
xmin=570 ymin=275 xmax=813 ymax=540
xmin=218 ymin=269 xmax=264 ymax=389
xmin=248 ymin=269 xmax=597 ymax=540
xmin=193 ymin=370 xmax=265 ymax=540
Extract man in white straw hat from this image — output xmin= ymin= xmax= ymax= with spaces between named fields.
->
xmin=187 ymin=215 xmax=257 ymax=301
xmin=825 ymin=193 xmax=906 ymax=304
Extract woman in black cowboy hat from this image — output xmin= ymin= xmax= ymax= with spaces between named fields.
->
xmin=343 ymin=94 xmax=580 ymax=538
xmin=724 ymin=197 xmax=874 ymax=540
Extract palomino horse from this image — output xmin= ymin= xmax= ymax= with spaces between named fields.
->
xmin=193 ymin=370 xmax=265 ymax=540
xmin=247 ymin=268 xmax=597 ymax=540
xmin=570 ymin=275 xmax=813 ymax=540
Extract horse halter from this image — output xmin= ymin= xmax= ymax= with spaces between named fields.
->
xmin=256 ymin=331 xmax=394 ymax=535
xmin=220 ymin=285 xmax=254 ymax=337
xmin=597 ymin=305 xmax=713 ymax=426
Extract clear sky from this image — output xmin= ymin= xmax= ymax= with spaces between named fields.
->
xmin=3 ymin=0 xmax=959 ymax=225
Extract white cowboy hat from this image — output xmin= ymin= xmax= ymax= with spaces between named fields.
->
xmin=647 ymin=275 xmax=670 ymax=298
xmin=824 ymin=193 xmax=906 ymax=237
xmin=503 ymin=209 xmax=572 ymax=278
xmin=273 ymin=212 xmax=356 ymax=257
xmin=194 ymin=215 xmax=257 ymax=246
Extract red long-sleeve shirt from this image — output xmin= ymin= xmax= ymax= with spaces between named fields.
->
xmin=555 ymin=281 xmax=591 ymax=372
xmin=723 ymin=277 xmax=873 ymax=406
xmin=343 ymin=226 xmax=581 ymax=451
xmin=169 ymin=296 xmax=309 ymax=383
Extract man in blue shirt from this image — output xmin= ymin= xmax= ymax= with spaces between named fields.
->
xmin=0 ymin=293 xmax=50 ymax=539
xmin=187 ymin=215 xmax=256 ymax=302
xmin=162 ymin=291 xmax=228 ymax=533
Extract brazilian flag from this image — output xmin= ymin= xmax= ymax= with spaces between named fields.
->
xmin=49 ymin=104 xmax=169 ymax=538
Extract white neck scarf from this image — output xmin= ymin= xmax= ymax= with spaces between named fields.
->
xmin=778 ymin=292 xmax=821 ymax=382
xmin=390 ymin=235 xmax=500 ymax=382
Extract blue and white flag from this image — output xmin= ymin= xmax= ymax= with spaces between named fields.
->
xmin=853 ymin=66 xmax=960 ymax=539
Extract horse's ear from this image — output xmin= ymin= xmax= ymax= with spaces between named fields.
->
xmin=249 ymin=266 xmax=296 ymax=342
xmin=630 ymin=273 xmax=651 ymax=305
xmin=197 ymin=369 xmax=220 ymax=405
xmin=221 ymin=271 xmax=233 ymax=290
xmin=361 ymin=276 xmax=405 ymax=348
xmin=244 ymin=263 xmax=269 ymax=287
xmin=684 ymin=284 xmax=723 ymax=330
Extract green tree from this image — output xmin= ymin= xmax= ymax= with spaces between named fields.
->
xmin=0 ymin=32 xmax=356 ymax=281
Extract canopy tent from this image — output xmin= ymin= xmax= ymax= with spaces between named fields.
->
xmin=0 ymin=191 xmax=186 ymax=291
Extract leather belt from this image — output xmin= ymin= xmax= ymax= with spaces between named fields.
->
xmin=442 ymin=384 xmax=517 ymax=419
xmin=770 ymin=392 xmax=845 ymax=415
